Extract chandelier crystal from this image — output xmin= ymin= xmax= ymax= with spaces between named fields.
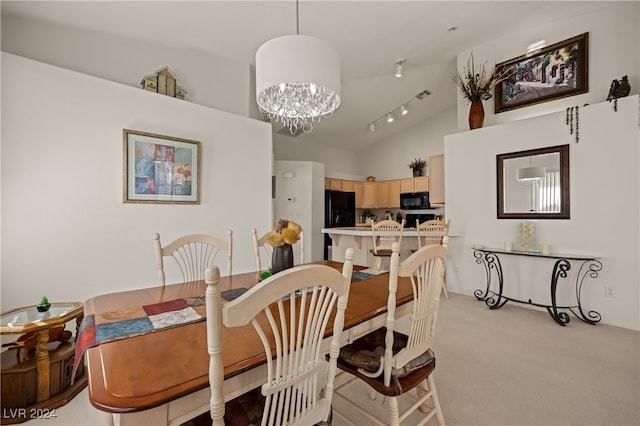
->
xmin=256 ymin=33 xmax=341 ymax=135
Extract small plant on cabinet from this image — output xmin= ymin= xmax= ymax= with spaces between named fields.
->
xmin=408 ymin=158 xmax=427 ymax=176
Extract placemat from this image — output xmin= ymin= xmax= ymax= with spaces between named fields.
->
xmin=71 ymin=288 xmax=247 ymax=384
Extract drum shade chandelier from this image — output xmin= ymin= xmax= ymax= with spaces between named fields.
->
xmin=517 ymin=157 xmax=546 ymax=182
xmin=255 ymin=0 xmax=341 ymax=134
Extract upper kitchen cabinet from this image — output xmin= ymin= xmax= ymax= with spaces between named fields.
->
xmin=377 ymin=181 xmax=389 ymax=208
xmin=341 ymin=180 xmax=354 ymax=192
xmin=388 ymin=180 xmax=401 ymax=208
xmin=353 ymin=182 xmax=364 ymax=208
xmin=363 ymin=182 xmax=378 ymax=208
xmin=401 ymin=177 xmax=429 ymax=193
xmin=328 ymin=178 xmax=342 ymax=191
xmin=429 ymin=154 xmax=444 ymax=206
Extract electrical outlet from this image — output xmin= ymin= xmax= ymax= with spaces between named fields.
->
xmin=605 ymin=286 xmax=615 ymax=297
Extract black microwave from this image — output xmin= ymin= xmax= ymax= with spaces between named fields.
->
xmin=400 ymin=192 xmax=430 ymax=210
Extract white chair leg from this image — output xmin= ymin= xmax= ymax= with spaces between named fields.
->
xmin=442 ymin=282 xmax=449 ymax=299
xmin=374 ymin=256 xmax=382 ymax=271
xmin=427 ymin=375 xmax=445 ymax=426
xmin=388 ymin=396 xmax=400 ymax=426
xmin=369 ymin=387 xmax=377 ymax=400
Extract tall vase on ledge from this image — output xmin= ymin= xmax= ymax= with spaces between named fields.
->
xmin=468 ymin=100 xmax=485 ymax=130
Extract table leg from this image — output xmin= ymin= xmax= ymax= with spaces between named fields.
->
xmin=473 ymin=250 xmax=507 ymax=309
xmin=36 ymin=328 xmax=51 ymax=402
xmin=547 ymin=259 xmax=571 ymax=326
xmin=571 ymin=259 xmax=603 ymax=324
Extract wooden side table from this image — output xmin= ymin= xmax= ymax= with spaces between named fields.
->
xmin=1 ymin=302 xmax=86 ymax=424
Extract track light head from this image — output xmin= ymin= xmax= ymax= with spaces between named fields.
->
xmin=386 ymin=112 xmax=394 ymax=123
xmin=400 ymin=104 xmax=408 ymax=115
xmin=369 ymin=122 xmax=376 ymax=132
xmin=395 ymin=59 xmax=405 ymax=78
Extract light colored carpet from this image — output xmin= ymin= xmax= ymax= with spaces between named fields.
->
xmin=333 ymin=293 xmax=640 ymax=425
xmin=24 ymin=293 xmax=639 ymax=426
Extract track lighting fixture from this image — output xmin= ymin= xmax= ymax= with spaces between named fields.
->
xmin=366 ymin=88 xmax=430 ymax=133
xmin=395 ymin=59 xmax=405 ymax=78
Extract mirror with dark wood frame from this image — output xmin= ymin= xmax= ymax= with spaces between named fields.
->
xmin=497 ymin=144 xmax=570 ymax=219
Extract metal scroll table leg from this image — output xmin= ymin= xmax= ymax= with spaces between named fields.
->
xmin=571 ymin=259 xmax=603 ymax=324
xmin=474 ymin=250 xmax=508 ymax=309
xmin=547 ymin=259 xmax=571 ymax=326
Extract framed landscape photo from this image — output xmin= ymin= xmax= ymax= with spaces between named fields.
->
xmin=495 ymin=32 xmax=588 ymax=113
xmin=123 ymin=129 xmax=200 ymax=204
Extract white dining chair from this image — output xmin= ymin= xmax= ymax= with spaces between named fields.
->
xmin=370 ymin=219 xmax=404 ymax=271
xmin=154 ymin=230 xmax=233 ymax=286
xmin=206 ymin=248 xmax=354 ymax=425
xmin=333 ymin=242 xmax=448 ymax=426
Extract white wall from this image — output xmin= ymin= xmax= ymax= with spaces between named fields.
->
xmin=444 ymin=95 xmax=640 ymax=330
xmin=274 ymin=137 xmax=361 ymax=180
xmin=356 ymin=106 xmax=457 ymax=180
xmin=273 ymin=161 xmax=325 ymax=263
xmin=1 ymin=53 xmax=273 ymax=311
xmin=455 ymin=2 xmax=640 ymax=132
xmin=1 ymin=14 xmax=253 ymax=118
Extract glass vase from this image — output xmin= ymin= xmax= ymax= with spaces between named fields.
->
xmin=517 ymin=221 xmax=538 ymax=252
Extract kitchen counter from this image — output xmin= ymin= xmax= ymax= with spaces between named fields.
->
xmin=322 ymin=227 xmax=419 ymax=236
xmin=322 ymin=227 xmax=419 ymax=267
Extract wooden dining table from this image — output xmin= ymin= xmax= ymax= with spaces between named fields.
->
xmin=83 ymin=261 xmax=415 ymax=426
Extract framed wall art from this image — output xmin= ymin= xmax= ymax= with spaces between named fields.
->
xmin=495 ymin=32 xmax=588 ymax=113
xmin=123 ymin=129 xmax=200 ymax=204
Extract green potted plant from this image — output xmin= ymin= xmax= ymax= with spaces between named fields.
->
xmin=606 ymin=75 xmax=630 ymax=111
xmin=37 ymin=296 xmax=51 ymax=312
xmin=362 ymin=209 xmax=376 ymax=224
xmin=408 ymin=158 xmax=426 ymax=177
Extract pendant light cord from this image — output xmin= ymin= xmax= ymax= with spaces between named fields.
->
xmin=296 ymin=0 xmax=300 ymax=35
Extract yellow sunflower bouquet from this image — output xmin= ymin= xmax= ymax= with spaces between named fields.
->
xmin=267 ymin=219 xmax=302 ymax=247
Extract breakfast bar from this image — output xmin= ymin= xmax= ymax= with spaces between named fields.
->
xmin=321 ymin=227 xmax=420 ymax=267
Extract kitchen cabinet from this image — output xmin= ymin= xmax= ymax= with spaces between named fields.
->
xmin=363 ymin=182 xmax=378 ymax=208
xmin=401 ymin=179 xmax=414 ymax=193
xmin=325 ymin=176 xmax=425 ymax=208
xmin=400 ymin=177 xmax=429 ymax=193
xmin=415 ymin=176 xmax=428 ymax=192
xmin=329 ymin=178 xmax=342 ymax=191
xmin=341 ymin=180 xmax=354 ymax=192
xmin=388 ymin=180 xmax=401 ymax=208
xmin=353 ymin=182 xmax=364 ymax=208
xmin=377 ymin=181 xmax=389 ymax=208
xmin=429 ymin=154 xmax=444 ymax=205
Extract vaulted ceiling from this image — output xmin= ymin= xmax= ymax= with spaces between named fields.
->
xmin=1 ymin=1 xmax=609 ymax=152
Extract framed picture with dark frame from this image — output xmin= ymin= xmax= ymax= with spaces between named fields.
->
xmin=123 ymin=129 xmax=201 ymax=204
xmin=494 ymin=32 xmax=588 ymax=113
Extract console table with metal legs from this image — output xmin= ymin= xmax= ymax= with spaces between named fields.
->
xmin=472 ymin=247 xmax=602 ymax=326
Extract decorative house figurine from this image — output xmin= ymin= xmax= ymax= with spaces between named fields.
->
xmin=141 ymin=66 xmax=187 ymax=99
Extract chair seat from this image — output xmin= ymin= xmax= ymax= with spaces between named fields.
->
xmin=337 ymin=327 xmax=436 ymax=397
xmin=370 ymin=248 xmax=393 ymax=257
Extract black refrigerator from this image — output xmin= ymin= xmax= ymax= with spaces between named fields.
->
xmin=324 ymin=190 xmax=356 ymax=260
